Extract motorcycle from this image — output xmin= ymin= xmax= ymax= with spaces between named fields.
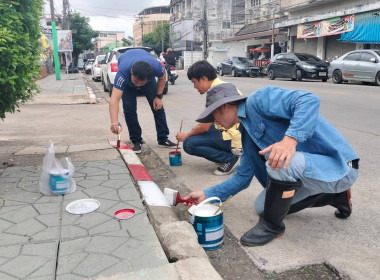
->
xmin=166 ymin=64 xmax=178 ymax=85
xmin=249 ymin=66 xmax=262 ymax=78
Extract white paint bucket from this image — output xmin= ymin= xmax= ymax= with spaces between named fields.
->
xmin=188 ymin=197 xmax=224 ymax=250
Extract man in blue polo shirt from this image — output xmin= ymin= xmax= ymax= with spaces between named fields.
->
xmin=109 ymin=49 xmax=176 ymax=153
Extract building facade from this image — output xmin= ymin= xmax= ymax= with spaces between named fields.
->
xmin=170 ymin=0 xmax=380 ymax=67
xmin=222 ymin=0 xmax=286 ymax=63
xmin=170 ymin=0 xmax=246 ymax=66
xmin=277 ymin=0 xmax=380 ymax=61
xmin=93 ymin=31 xmax=125 ymax=55
xmin=133 ymin=6 xmax=171 ymax=47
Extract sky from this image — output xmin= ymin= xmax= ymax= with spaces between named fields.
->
xmin=44 ymin=0 xmax=170 ymax=37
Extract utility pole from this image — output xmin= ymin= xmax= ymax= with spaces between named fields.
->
xmin=202 ymin=0 xmax=208 ymax=60
xmin=271 ymin=7 xmax=275 ymax=60
xmin=50 ymin=0 xmax=60 ymax=80
xmin=49 ymin=0 xmax=55 ymax=22
xmin=62 ymin=0 xmax=70 ymax=29
xmin=269 ymin=1 xmax=277 ymax=60
xmin=134 ymin=14 xmax=146 ymax=46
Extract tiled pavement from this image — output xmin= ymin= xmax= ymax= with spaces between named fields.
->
xmin=0 ymin=159 xmax=168 ymax=280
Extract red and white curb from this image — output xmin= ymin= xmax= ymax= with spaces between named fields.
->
xmin=86 ymin=86 xmax=97 ymax=104
xmin=109 ymin=140 xmax=170 ymax=207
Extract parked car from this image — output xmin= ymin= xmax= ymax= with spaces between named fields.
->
xmin=100 ymin=52 xmax=110 ymax=91
xmin=267 ymin=53 xmax=329 ymax=82
xmin=328 ymin=50 xmax=380 ymax=86
xmin=219 ymin=57 xmax=261 ymax=77
xmin=103 ymin=46 xmax=168 ymax=95
xmin=91 ymin=55 xmax=106 ymax=82
xmin=84 ymin=59 xmax=94 ymax=74
xmin=77 ymin=58 xmax=84 ymax=70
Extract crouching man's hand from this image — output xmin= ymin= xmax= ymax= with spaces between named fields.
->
xmin=176 ymin=131 xmax=187 ymax=142
xmin=183 ymin=191 xmax=206 ymax=206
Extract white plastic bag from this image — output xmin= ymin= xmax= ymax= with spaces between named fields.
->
xmin=39 ymin=141 xmax=76 ymax=195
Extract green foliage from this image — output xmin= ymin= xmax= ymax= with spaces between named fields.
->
xmin=69 ymin=13 xmax=99 ymax=61
xmin=122 ymin=36 xmax=133 ymax=47
xmin=142 ymin=22 xmax=170 ymax=54
xmin=0 ymin=0 xmax=44 ymax=120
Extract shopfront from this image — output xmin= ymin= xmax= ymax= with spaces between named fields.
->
xmin=340 ymin=10 xmax=380 ymax=46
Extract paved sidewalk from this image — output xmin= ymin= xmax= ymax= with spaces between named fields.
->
xmin=26 ymin=72 xmax=94 ymax=105
xmin=0 ymin=73 xmax=223 ymax=280
xmin=0 ymin=159 xmax=168 ymax=279
xmin=36 ymin=72 xmax=87 ymax=95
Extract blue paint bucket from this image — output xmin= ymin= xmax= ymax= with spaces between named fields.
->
xmin=169 ymin=151 xmax=182 ymax=166
xmin=49 ymin=169 xmax=70 ymax=195
xmin=188 ymin=197 xmax=224 ymax=251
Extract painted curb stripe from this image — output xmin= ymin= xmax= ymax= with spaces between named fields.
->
xmin=138 ymin=181 xmax=171 ymax=207
xmin=89 ymin=93 xmax=97 ymax=104
xmin=120 ymin=149 xmax=142 ymax=165
xmin=128 ymin=164 xmax=153 ymax=181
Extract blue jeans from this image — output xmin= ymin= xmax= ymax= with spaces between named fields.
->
xmin=183 ymin=125 xmax=235 ymax=163
xmin=254 ymin=152 xmax=359 ymax=214
xmin=121 ymin=78 xmax=169 ymax=143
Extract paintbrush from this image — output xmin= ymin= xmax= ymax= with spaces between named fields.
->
xmin=213 ymin=195 xmax=233 ymax=215
xmin=175 ymin=120 xmax=183 ymax=154
xmin=164 ymin=188 xmax=194 ymax=206
xmin=117 ymin=122 xmax=121 ymax=148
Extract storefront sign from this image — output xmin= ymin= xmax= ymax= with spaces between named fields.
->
xmin=297 ymin=15 xmax=355 ymax=38
xmin=57 ymin=30 xmax=73 ymax=52
xmin=42 ymin=28 xmax=52 ymax=39
xmin=210 ymin=46 xmax=228 ymax=52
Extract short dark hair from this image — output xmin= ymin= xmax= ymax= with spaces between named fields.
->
xmin=132 ymin=61 xmax=153 ymax=81
xmin=187 ymin=60 xmax=217 ymax=81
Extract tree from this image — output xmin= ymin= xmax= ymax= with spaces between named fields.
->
xmin=122 ymin=36 xmax=133 ymax=47
xmin=143 ymin=22 xmax=170 ymax=54
xmin=0 ymin=0 xmax=43 ymax=120
xmin=69 ymin=13 xmax=98 ymax=61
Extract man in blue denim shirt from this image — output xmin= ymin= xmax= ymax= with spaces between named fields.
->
xmin=184 ymin=84 xmax=359 ymax=246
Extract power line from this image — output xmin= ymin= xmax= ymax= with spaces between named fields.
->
xmin=72 ymin=7 xmax=134 ymax=20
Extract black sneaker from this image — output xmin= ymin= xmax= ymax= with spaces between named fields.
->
xmin=158 ymin=139 xmax=177 ymax=148
xmin=214 ymin=156 xmax=239 ymax=176
xmin=132 ymin=142 xmax=142 ymax=154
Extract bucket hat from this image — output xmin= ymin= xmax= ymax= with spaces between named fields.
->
xmin=196 ymin=83 xmax=247 ymax=123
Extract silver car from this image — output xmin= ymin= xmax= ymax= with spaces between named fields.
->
xmin=329 ymin=50 xmax=380 ymax=86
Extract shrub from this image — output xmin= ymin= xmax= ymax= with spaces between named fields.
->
xmin=0 ymin=0 xmax=44 ymax=120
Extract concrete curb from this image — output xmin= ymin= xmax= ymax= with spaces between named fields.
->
xmin=94 ymin=258 xmax=223 ymax=280
xmin=107 ymin=140 xmax=221 ymax=277
xmin=86 ymin=86 xmax=97 ymax=104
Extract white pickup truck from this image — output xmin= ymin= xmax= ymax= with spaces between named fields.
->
xmin=101 ymin=46 xmax=168 ymax=96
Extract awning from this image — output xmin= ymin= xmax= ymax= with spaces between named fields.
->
xmin=340 ymin=10 xmax=380 ymax=44
xmin=250 ymin=48 xmax=270 ymax=53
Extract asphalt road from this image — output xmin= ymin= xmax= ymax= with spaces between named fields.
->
xmin=90 ymin=71 xmax=380 ymax=279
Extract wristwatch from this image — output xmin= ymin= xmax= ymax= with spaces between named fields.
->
xmin=156 ymin=93 xmax=163 ymax=99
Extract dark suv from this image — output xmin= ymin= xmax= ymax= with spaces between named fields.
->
xmin=267 ymin=53 xmax=329 ymax=82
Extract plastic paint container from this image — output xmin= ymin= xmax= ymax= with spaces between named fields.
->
xmin=114 ymin=208 xmax=136 ymax=220
xmin=188 ymin=197 xmax=224 ymax=251
xmin=49 ymin=169 xmax=70 ymax=195
xmin=169 ymin=151 xmax=182 ymax=166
